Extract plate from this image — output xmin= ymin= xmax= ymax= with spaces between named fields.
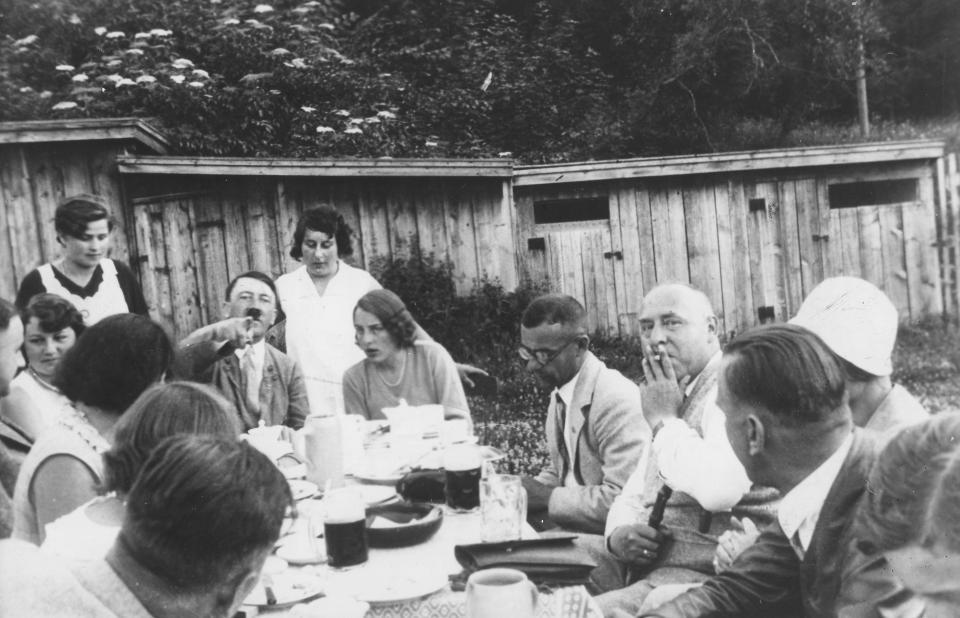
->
xmin=275 ymin=537 xmax=326 ymax=565
xmin=244 ymin=571 xmax=325 ymax=608
xmin=356 ymin=484 xmax=397 ymax=506
xmin=289 ymin=479 xmax=319 ymax=501
xmin=339 ymin=567 xmax=448 ymax=606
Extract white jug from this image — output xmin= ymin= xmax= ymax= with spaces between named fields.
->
xmin=297 ymin=414 xmax=344 ymax=490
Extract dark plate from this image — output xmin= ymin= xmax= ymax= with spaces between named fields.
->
xmin=365 ymin=501 xmax=443 ymax=548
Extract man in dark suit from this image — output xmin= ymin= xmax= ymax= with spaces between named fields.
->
xmin=639 ymin=323 xmax=887 ymax=618
xmin=177 ymin=271 xmax=309 ymax=430
xmin=519 ymin=294 xmax=648 ymax=534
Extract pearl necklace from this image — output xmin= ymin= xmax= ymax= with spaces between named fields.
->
xmin=58 ymin=404 xmax=110 ymax=455
xmin=376 ymin=350 xmax=407 ymax=388
xmin=28 ymin=366 xmax=60 ymax=394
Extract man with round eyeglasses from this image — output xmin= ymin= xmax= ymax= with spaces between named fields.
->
xmin=518 ymin=294 xmax=647 ymax=536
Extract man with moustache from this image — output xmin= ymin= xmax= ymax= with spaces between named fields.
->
xmin=0 ymin=298 xmax=25 ymax=537
xmin=595 ymin=283 xmax=776 ymax=614
xmin=637 ymin=324 xmax=883 ymax=617
xmin=519 ymin=294 xmax=647 ymax=535
xmin=177 ymin=271 xmax=309 ymax=430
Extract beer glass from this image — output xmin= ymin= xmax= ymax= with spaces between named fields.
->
xmin=323 ymin=487 xmax=368 ymax=568
xmin=442 ymin=443 xmax=481 ymax=512
xmin=481 ymin=474 xmax=527 ymax=542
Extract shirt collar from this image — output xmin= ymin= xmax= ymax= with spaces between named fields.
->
xmin=778 ymin=432 xmax=854 ymax=556
xmin=235 ymin=339 xmax=266 ymax=364
xmin=685 ymin=350 xmax=722 ymax=396
xmin=554 ymin=364 xmax=584 ymax=409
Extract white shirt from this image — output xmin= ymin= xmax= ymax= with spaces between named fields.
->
xmin=553 ymin=366 xmax=584 ymax=488
xmin=604 ymin=353 xmax=751 ymax=538
xmin=236 ymin=340 xmax=266 ymax=407
xmin=275 ymin=262 xmax=380 ymax=415
xmin=777 ymin=432 xmax=854 ymax=559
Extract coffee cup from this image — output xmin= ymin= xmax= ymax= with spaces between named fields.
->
xmin=466 ymin=568 xmax=537 ymax=618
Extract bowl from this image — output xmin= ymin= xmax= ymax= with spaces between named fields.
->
xmin=365 ymin=501 xmax=443 ymax=548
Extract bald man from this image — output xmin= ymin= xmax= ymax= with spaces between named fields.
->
xmin=593 ymin=284 xmax=778 ymax=614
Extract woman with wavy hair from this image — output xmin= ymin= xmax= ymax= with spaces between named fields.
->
xmin=342 ymin=289 xmax=470 ymax=423
xmin=40 ymin=381 xmax=240 ymax=559
xmin=1 ymin=294 xmax=84 ymax=449
xmin=273 ymin=205 xmax=485 ymax=417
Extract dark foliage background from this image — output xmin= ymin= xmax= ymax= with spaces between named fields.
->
xmin=1 ymin=0 xmax=958 ymax=161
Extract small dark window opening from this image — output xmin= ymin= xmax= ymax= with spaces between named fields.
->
xmin=757 ymin=306 xmax=776 ymax=323
xmin=749 ymin=198 xmax=767 ymax=213
xmin=533 ymin=197 xmax=609 ymax=224
xmin=828 ymin=178 xmax=918 ymax=209
xmin=527 ymin=237 xmax=546 ymax=251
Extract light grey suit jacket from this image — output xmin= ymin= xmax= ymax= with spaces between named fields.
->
xmin=536 ymin=351 xmax=649 ymax=534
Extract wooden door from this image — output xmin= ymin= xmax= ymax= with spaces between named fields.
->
xmin=516 ymin=187 xmax=622 ymax=337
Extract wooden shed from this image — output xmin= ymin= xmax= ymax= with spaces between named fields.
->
xmin=514 ymin=141 xmax=948 ymax=338
xmin=116 ymin=156 xmax=515 ymax=339
xmin=0 ymin=118 xmax=168 ymax=301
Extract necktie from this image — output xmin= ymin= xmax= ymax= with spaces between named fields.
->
xmin=241 ymin=346 xmax=261 ymax=418
xmin=555 ymin=393 xmax=570 ymax=481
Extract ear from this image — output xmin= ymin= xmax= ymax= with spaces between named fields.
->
xmin=746 ymin=414 xmax=765 ymax=456
xmin=222 ymin=300 xmax=231 ymax=320
xmin=215 ymin=565 xmax=260 ymax=616
xmin=705 ymin=315 xmax=719 ymax=337
xmin=56 ymin=235 xmax=65 ymax=247
xmin=577 ymin=334 xmax=590 ymax=351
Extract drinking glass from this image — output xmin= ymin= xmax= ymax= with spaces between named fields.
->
xmin=443 ymin=443 xmax=481 ymax=512
xmin=323 ymin=487 xmax=368 ymax=568
xmin=481 ymin=474 xmax=527 ymax=542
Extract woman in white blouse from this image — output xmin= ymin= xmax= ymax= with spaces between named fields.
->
xmin=274 ymin=206 xmax=381 ymax=416
xmin=1 ymin=294 xmax=83 ymax=449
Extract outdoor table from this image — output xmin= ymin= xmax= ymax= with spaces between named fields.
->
xmin=245 ymin=431 xmax=603 ymax=618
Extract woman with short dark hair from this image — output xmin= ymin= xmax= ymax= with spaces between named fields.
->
xmin=1 ymin=294 xmax=84 ymax=448
xmin=275 ymin=205 xmax=382 ymax=415
xmin=15 ymin=194 xmax=147 ymax=325
xmin=41 ymin=381 xmax=240 ymax=559
xmin=343 ymin=289 xmax=470 ymax=422
xmin=11 ymin=313 xmax=174 ymax=543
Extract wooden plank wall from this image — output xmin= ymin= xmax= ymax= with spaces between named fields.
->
xmin=125 ymin=176 xmax=517 ymax=340
xmin=0 ymin=142 xmax=133 ymax=303
xmin=517 ymin=161 xmax=943 ymax=339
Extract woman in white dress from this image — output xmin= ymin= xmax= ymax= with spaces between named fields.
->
xmin=41 ymin=381 xmax=241 ymax=559
xmin=275 ymin=206 xmax=381 ymax=416
xmin=274 ymin=206 xmax=486 ymax=416
xmin=1 ymin=294 xmax=83 ymax=450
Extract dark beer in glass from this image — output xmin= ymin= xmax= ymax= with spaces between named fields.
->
xmin=443 ymin=444 xmax=482 ymax=512
xmin=323 ymin=488 xmax=368 ymax=568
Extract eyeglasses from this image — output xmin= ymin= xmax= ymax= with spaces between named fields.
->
xmin=518 ymin=338 xmax=579 ymax=367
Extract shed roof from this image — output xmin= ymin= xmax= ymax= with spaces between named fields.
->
xmin=0 ymin=117 xmax=169 ymax=154
xmin=116 ymin=155 xmax=513 ymax=178
xmin=514 ymin=140 xmax=946 ymax=186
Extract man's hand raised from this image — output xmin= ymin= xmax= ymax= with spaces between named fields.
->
xmin=640 ymin=343 xmax=687 ymax=429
